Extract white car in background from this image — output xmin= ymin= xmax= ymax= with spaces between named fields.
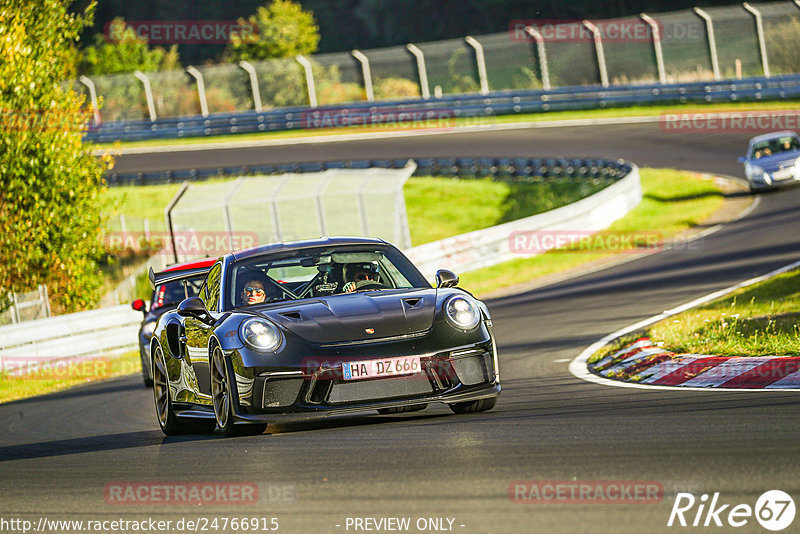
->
xmin=739 ymin=131 xmax=800 ymax=193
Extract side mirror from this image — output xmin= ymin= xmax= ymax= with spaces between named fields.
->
xmin=738 ymin=156 xmax=747 ymax=164
xmin=131 ymin=299 xmax=147 ymax=314
xmin=435 ymin=269 xmax=459 ymax=288
xmin=177 ymin=297 xmax=213 ymax=324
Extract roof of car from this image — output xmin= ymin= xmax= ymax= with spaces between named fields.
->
xmin=162 ymin=258 xmax=217 ymax=272
xmin=231 ymin=236 xmax=390 ymax=261
xmin=749 ymin=130 xmax=799 ymax=144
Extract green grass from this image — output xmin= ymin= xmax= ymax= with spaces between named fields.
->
xmin=0 ymin=351 xmax=141 ymax=405
xmin=102 ymin=176 xmax=612 ymax=246
xmin=644 ymin=269 xmax=800 ymax=357
xmin=460 ymin=168 xmax=726 ymax=296
xmin=93 ymin=99 xmax=800 ymax=150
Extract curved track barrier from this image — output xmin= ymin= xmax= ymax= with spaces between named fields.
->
xmin=85 ymin=74 xmax=800 ymax=144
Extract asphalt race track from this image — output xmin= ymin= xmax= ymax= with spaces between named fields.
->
xmin=2 ymin=120 xmax=799 ymax=533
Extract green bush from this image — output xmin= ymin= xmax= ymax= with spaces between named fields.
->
xmin=0 ymin=0 xmax=112 ymax=313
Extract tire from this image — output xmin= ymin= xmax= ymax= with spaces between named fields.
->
xmin=140 ymin=345 xmax=153 ymax=388
xmin=152 ymin=346 xmax=213 ymax=435
xmin=377 ymin=404 xmax=428 ymax=415
xmin=448 ymin=396 xmax=497 ymax=414
xmin=210 ymin=347 xmax=267 ymax=437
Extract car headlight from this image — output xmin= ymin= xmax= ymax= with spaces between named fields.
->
xmin=141 ymin=321 xmax=156 ymax=338
xmin=748 ymin=163 xmax=764 ymax=177
xmin=239 ymin=318 xmax=283 ymax=352
xmin=444 ymin=295 xmax=481 ymax=331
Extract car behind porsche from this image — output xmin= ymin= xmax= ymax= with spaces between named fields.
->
xmin=149 ymin=237 xmax=500 ymax=436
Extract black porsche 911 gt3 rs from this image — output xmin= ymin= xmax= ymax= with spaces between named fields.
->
xmin=149 ymin=237 xmax=500 ymax=436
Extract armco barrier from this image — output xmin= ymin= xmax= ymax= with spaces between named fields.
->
xmin=0 ymin=304 xmax=141 ymax=369
xmin=85 ymin=74 xmax=800 ymax=144
xmin=405 ymin=165 xmax=642 ymax=278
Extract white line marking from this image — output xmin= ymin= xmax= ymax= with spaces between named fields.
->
xmin=553 ymin=358 xmax=572 ymax=363
xmin=568 ymin=258 xmax=800 ymax=392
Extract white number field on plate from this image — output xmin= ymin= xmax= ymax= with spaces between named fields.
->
xmin=342 ymin=356 xmax=421 ymax=381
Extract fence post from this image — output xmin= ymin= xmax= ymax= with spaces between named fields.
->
xmin=640 ymin=14 xmax=667 ymax=84
xmin=271 ymin=174 xmax=292 ymax=242
xmin=164 ymin=182 xmax=191 ymax=264
xmin=10 ymin=292 xmax=19 ymax=324
xmin=582 ymin=20 xmax=609 ymax=87
xmin=78 ymin=75 xmax=102 ymax=125
xmin=295 ymin=55 xmax=318 ymax=108
xmin=351 ymin=50 xmax=375 ymax=102
xmin=223 ymin=177 xmax=245 ymax=251
xmin=464 ymin=36 xmax=490 ymax=95
xmin=524 ymin=26 xmax=551 ymax=90
xmin=742 ymin=2 xmax=770 ymax=78
xmin=694 ymin=7 xmax=721 ymax=81
xmin=186 ymin=66 xmax=209 ymax=118
xmin=406 ymin=44 xmax=430 ymax=99
xmin=238 ymin=60 xmax=263 ymax=112
xmin=41 ymin=284 xmax=51 ymax=317
xmin=133 ymin=70 xmax=157 ymax=122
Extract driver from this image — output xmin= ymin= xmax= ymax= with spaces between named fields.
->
xmin=237 ymin=267 xmax=274 ymax=306
xmin=343 ymin=263 xmax=381 ymax=293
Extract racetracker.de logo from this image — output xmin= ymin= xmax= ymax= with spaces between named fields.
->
xmin=661 ymin=110 xmax=800 ymax=133
xmin=104 ymin=20 xmax=258 ymax=45
xmin=300 ymin=108 xmax=481 ymax=131
xmin=510 ymin=480 xmax=664 ymax=504
xmin=1 ymin=357 xmax=114 ymax=380
xmin=105 ymin=231 xmax=258 ymax=257
xmin=104 ymin=482 xmax=259 ymax=506
xmin=508 ymin=230 xmax=665 ymax=255
xmin=509 ymin=19 xmax=664 ymax=43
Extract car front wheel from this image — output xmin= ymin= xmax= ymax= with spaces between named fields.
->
xmin=211 ymin=347 xmax=266 ymax=437
xmin=153 ymin=345 xmax=212 ymax=435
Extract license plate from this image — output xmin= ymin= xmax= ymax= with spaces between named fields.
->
xmin=342 ymin=356 xmax=421 ymax=381
xmin=773 ymin=170 xmax=794 ymax=180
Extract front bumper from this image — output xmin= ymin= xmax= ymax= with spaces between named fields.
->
xmin=226 ymin=340 xmax=500 ymax=423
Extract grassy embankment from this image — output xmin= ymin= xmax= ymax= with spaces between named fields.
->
xmin=591 ymin=268 xmax=800 ymax=363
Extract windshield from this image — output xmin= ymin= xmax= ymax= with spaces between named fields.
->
xmin=750 ymin=135 xmax=800 ymax=159
xmin=227 ymin=246 xmax=429 ymax=309
xmin=150 ymin=276 xmax=206 ymax=310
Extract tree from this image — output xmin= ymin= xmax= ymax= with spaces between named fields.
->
xmin=229 ymin=0 xmax=320 ymax=61
xmin=0 ymin=0 xmax=113 ymax=313
xmin=79 ymin=17 xmax=180 ymax=75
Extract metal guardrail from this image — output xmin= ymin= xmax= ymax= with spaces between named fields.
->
xmin=106 ymin=156 xmax=633 ymax=187
xmin=0 ymin=304 xmax=141 ymax=363
xmin=87 ymin=74 xmax=800 ymax=144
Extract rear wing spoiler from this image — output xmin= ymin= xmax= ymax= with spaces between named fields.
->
xmin=149 ymin=265 xmax=213 ymax=290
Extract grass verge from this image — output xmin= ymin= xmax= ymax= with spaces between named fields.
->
xmin=0 ymin=351 xmax=141 ymax=405
xmin=93 ymin=99 xmax=800 ymax=151
xmin=461 ymin=168 xmax=726 ymax=296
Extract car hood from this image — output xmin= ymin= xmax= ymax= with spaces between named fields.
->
xmin=252 ymin=288 xmax=437 ymax=344
xmin=750 ymin=152 xmax=799 ymax=173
